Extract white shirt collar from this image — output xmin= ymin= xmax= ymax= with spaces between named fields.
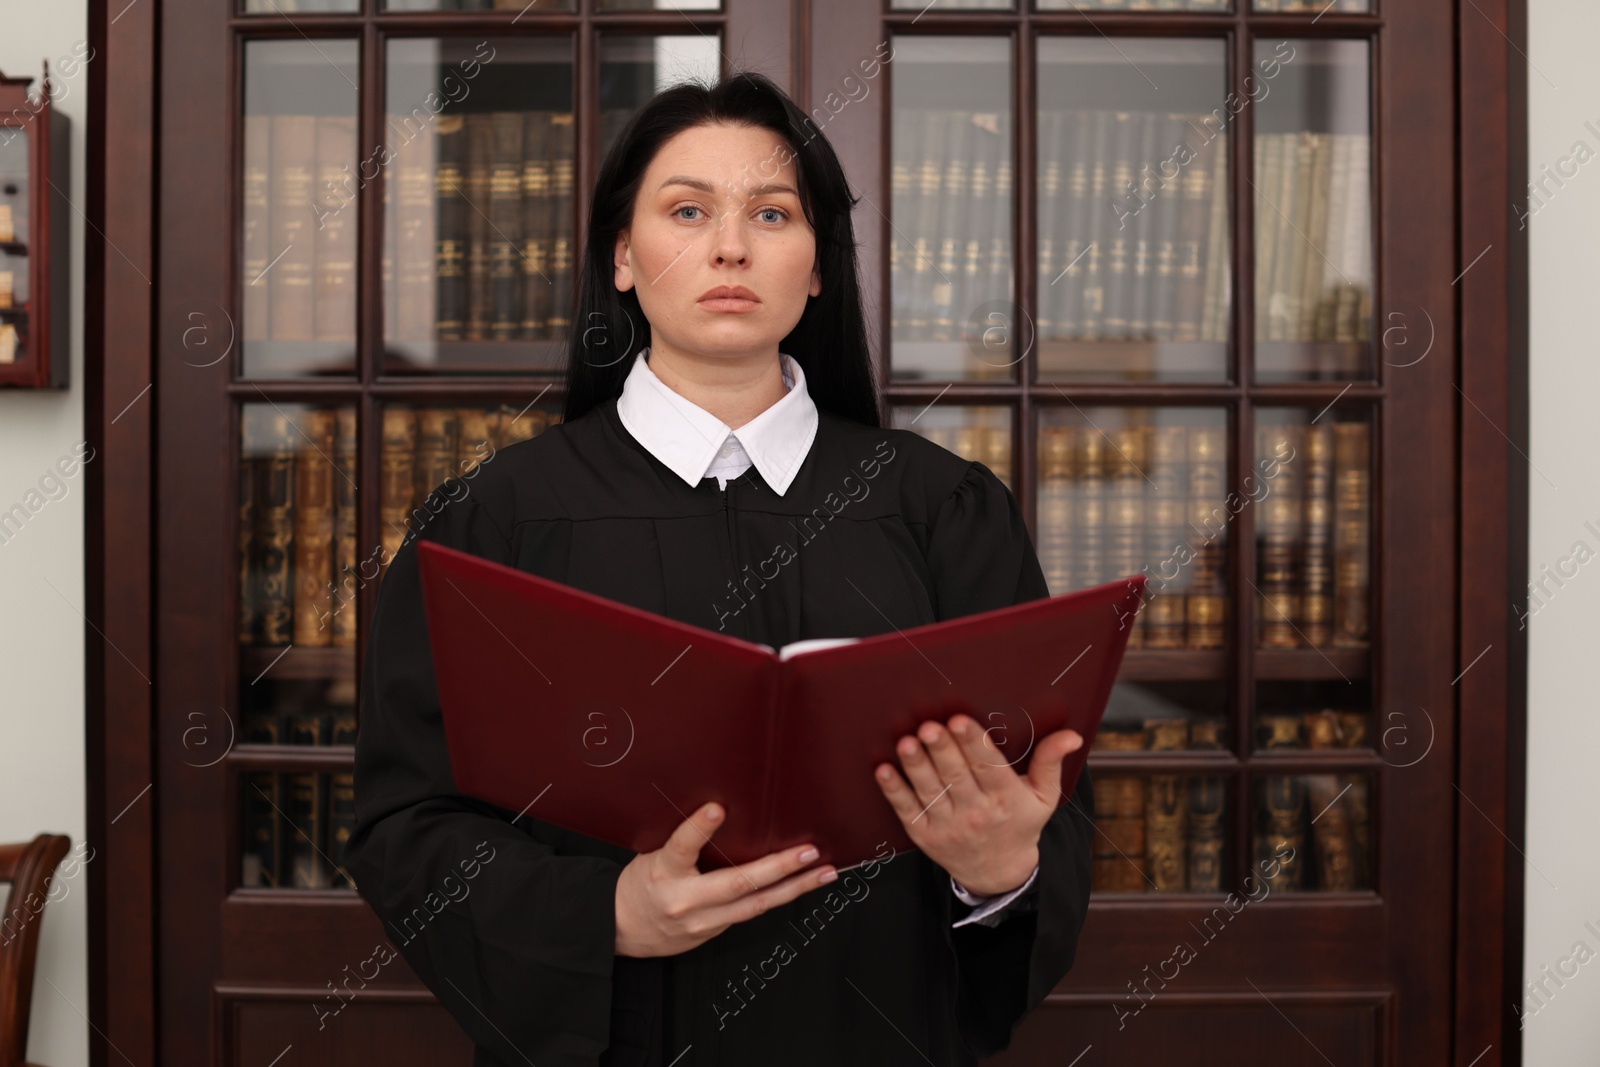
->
xmin=615 ymin=346 xmax=820 ymax=496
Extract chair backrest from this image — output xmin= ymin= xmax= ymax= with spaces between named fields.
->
xmin=0 ymin=834 xmax=71 ymax=1067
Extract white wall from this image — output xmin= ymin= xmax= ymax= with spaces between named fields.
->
xmin=1522 ymin=0 xmax=1600 ymax=1061
xmin=0 ymin=3 xmax=89 ymax=1067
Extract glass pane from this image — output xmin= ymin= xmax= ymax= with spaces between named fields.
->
xmin=0 ymin=126 xmax=26 ymax=366
xmin=378 ymin=401 xmax=562 ymax=578
xmin=383 ymin=0 xmax=574 ymax=13
xmin=1036 ymin=39 xmax=1230 ymax=383
xmin=602 ymin=0 xmax=719 ymax=9
xmin=1087 ymin=772 xmax=1231 ymax=894
xmin=599 ymin=35 xmax=723 ymax=162
xmin=889 ymin=37 xmax=1013 ymax=382
xmin=1254 ymin=0 xmax=1369 ymax=13
xmin=244 ymin=0 xmax=358 ymax=11
xmin=383 ymin=38 xmax=576 ymax=374
xmin=1253 ymin=772 xmax=1373 ymax=892
xmin=1252 ymin=407 xmax=1372 ymax=652
xmin=239 ymin=404 xmax=360 ymax=748
xmin=242 ymin=40 xmax=360 ymax=378
xmin=890 ymin=404 xmax=1013 ymax=490
xmin=1252 ymin=39 xmax=1372 ymax=381
xmin=891 ymin=0 xmax=1012 ymax=8
xmin=241 ymin=772 xmax=357 ymax=890
xmin=1037 ymin=0 xmax=1230 ymax=16
xmin=1041 ymin=407 xmax=1231 ymax=749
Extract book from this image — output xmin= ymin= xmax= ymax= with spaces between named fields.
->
xmin=416 ymin=540 xmax=1146 ymax=872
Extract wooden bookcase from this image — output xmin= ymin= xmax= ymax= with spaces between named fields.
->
xmin=0 ymin=63 xmax=69 ymax=388
xmin=85 ymin=0 xmax=1530 ymax=1064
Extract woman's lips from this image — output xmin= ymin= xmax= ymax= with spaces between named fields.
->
xmin=698 ymin=297 xmax=761 ymax=313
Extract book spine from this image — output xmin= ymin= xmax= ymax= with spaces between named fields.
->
xmin=1143 ymin=425 xmax=1188 ymax=649
xmin=888 ymin=107 xmax=913 ymax=340
xmin=930 ymin=111 xmax=971 ymax=346
xmin=1035 ymin=108 xmax=1065 ymax=341
xmin=434 ymin=115 xmax=468 ymax=341
xmin=1300 ymin=422 xmax=1335 ymax=646
xmin=1256 ymin=423 xmax=1302 ymax=648
xmin=1186 ymin=717 xmax=1226 ymax=891
xmin=1107 ymin=424 xmax=1148 ymax=647
xmin=292 ymin=408 xmax=338 ymax=646
xmin=1198 ymin=130 xmax=1229 ymax=344
xmin=242 ymin=114 xmax=272 ymax=342
xmin=379 ymin=408 xmax=418 ymax=572
xmin=313 ymin=115 xmax=358 ymax=344
xmin=414 ymin=408 xmax=460 ymax=506
xmin=1144 ymin=718 xmax=1189 ymax=891
xmin=1081 ymin=111 xmax=1113 ymax=340
xmin=547 ymin=113 xmax=575 ymax=338
xmin=1185 ymin=425 xmax=1226 ymax=649
xmin=464 ymin=114 xmax=494 ymax=341
xmin=255 ymin=412 xmax=296 ymax=645
xmin=520 ymin=111 xmax=551 ymax=340
xmin=1058 ymin=110 xmax=1091 ymax=339
xmin=1149 ymin=113 xmax=1186 ymax=343
xmin=332 ymin=407 xmax=358 ymax=646
xmin=1036 ymin=425 xmax=1075 ymax=595
xmin=268 ymin=114 xmax=318 ymax=342
xmin=1092 ymin=775 xmax=1148 ymax=892
xmin=394 ymin=117 xmax=437 ymax=344
xmin=1332 ymin=422 xmax=1371 ymax=647
xmin=488 ymin=112 xmax=524 ymax=342
xmin=1102 ymin=111 xmax=1138 ymax=339
xmin=238 ymin=431 xmax=258 ymax=645
xmin=1074 ymin=431 xmax=1107 ymax=589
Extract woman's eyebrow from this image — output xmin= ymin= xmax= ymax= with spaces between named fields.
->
xmin=658 ymin=175 xmax=799 ymax=199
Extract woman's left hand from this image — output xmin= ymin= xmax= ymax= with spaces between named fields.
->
xmin=874 ymin=713 xmax=1084 ymax=897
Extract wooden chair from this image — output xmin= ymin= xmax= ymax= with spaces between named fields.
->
xmin=0 ymin=834 xmax=71 ymax=1067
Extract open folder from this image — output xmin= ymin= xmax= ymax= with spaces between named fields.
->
xmin=417 ymin=540 xmax=1146 ymax=873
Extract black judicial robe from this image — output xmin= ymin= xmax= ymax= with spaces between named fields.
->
xmin=345 ymin=396 xmax=1095 ymax=1067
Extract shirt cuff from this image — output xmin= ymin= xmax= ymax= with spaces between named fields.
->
xmin=949 ymin=865 xmax=1040 ymax=929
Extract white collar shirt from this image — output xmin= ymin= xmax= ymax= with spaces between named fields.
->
xmin=614 ymin=346 xmax=819 ymax=496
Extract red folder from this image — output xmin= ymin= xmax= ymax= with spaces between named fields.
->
xmin=417 ymin=540 xmax=1145 ymax=873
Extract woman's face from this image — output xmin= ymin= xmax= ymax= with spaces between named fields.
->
xmin=613 ymin=122 xmax=821 ymax=363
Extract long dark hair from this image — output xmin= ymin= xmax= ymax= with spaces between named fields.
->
xmin=561 ymin=69 xmax=880 ymax=428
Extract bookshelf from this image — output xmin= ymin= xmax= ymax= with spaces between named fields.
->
xmin=0 ymin=64 xmax=68 ymax=388
xmin=87 ymin=0 xmax=1526 ymax=1064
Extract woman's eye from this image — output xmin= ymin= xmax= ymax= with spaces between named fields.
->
xmin=674 ymin=205 xmax=704 ymax=221
xmin=758 ymin=208 xmax=786 ymax=224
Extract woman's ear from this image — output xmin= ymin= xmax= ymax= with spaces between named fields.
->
xmin=614 ymin=232 xmax=635 ymax=292
xmin=810 ymin=261 xmax=822 ymax=297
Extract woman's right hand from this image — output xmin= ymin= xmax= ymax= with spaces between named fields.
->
xmin=614 ymin=802 xmax=837 ymax=958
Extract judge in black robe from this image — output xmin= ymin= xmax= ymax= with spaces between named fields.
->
xmin=345 ymin=388 xmax=1096 ymax=1067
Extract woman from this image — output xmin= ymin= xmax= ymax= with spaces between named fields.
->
xmin=347 ymin=70 xmax=1094 ymax=1067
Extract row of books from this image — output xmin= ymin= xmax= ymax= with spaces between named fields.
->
xmin=238 ymin=404 xmax=556 ymax=649
xmin=380 ymin=405 xmax=560 ymax=568
xmin=242 ymin=115 xmax=358 ymax=345
xmin=1093 ymin=719 xmax=1228 ymax=891
xmin=1254 ymin=131 xmax=1373 ymax=345
xmin=241 ymin=706 xmax=357 ymax=890
xmin=1091 ymin=711 xmax=1371 ymax=893
xmin=385 ymin=110 xmax=577 ymax=345
xmin=897 ymin=417 xmax=1013 ymax=490
xmin=1255 ymin=421 xmax=1371 ymax=649
xmin=1038 ymin=110 xmax=1231 ymax=346
xmin=1096 ymin=708 xmax=1370 ymax=754
xmin=1037 ymin=422 xmax=1229 ymax=649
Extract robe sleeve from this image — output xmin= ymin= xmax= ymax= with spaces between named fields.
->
xmin=923 ymin=460 xmax=1096 ymax=1057
xmin=344 ymin=485 xmax=628 ymax=1067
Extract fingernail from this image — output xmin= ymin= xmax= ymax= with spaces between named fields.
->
xmin=705 ymin=804 xmax=721 ymax=820
xmin=819 ymin=868 xmax=838 ymax=884
xmin=798 ymin=846 xmax=819 ymax=863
